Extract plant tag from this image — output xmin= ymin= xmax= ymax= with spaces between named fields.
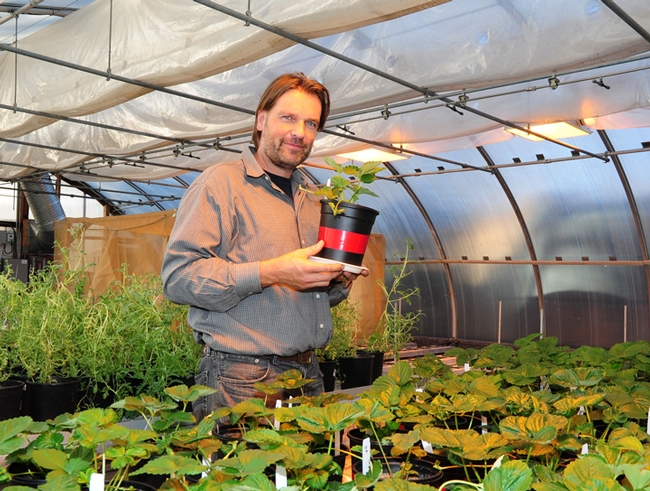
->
xmin=202 ymin=457 xmax=210 ymax=478
xmin=421 ymin=440 xmax=433 ymax=453
xmin=464 ymin=363 xmax=470 ymax=372
xmin=274 ymin=399 xmax=282 ymax=429
xmin=491 ymin=455 xmax=504 ymax=469
xmin=481 ymin=416 xmax=488 ymax=434
xmin=362 ymin=437 xmax=371 ymax=475
xmin=335 ymin=430 xmax=341 ymax=456
xmin=577 ymin=406 xmax=586 ymax=415
xmin=582 ymin=443 xmax=589 ymax=455
xmin=89 ymin=473 xmax=104 ymax=491
xmin=288 ymin=396 xmax=293 ymax=409
xmin=276 ymin=465 xmax=287 ymax=489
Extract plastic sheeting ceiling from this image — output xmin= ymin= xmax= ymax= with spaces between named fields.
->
xmin=2 ymin=0 xmax=650 ymax=347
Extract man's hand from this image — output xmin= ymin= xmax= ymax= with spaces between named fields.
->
xmin=259 ymin=240 xmax=344 ymax=289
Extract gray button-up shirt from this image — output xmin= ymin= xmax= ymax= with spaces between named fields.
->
xmin=161 ymin=147 xmax=348 ymax=356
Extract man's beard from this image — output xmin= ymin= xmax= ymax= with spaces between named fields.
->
xmin=260 ymin=132 xmax=312 ymax=172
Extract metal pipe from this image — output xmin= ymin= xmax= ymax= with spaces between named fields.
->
xmin=0 ymin=0 xmax=43 ymax=27
xmin=602 ymin=0 xmax=650 ymax=45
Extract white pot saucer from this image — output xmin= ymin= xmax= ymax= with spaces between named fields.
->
xmin=308 ymin=256 xmax=368 ymax=275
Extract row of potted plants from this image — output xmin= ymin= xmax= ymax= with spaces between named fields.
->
xmin=0 ymin=247 xmax=201 ymax=421
xmin=4 ymin=333 xmax=650 ymax=490
xmin=317 ymin=238 xmax=422 ymax=391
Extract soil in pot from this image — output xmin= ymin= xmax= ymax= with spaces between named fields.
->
xmin=0 ymin=379 xmax=25 ymax=420
xmin=352 ymin=457 xmax=444 ymax=487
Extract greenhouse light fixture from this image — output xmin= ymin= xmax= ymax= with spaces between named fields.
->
xmin=336 ymin=147 xmax=408 ymax=162
xmin=504 ymin=121 xmax=592 ymax=141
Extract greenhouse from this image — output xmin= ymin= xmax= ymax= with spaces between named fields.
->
xmin=2 ymin=1 xmax=650 ymax=489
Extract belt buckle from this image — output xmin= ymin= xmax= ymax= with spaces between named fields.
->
xmin=300 ymin=351 xmax=313 ymax=364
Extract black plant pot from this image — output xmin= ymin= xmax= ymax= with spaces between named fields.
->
xmin=338 ymin=353 xmax=374 ymax=389
xmin=319 ymin=359 xmax=337 ymax=392
xmin=315 ymin=200 xmax=379 ymax=267
xmin=8 ymin=461 xmax=47 ymax=487
xmin=0 ymin=379 xmax=25 ymax=420
xmin=346 ymin=427 xmax=394 ymax=457
xmin=352 ymin=457 xmax=444 ymax=487
xmin=366 ymin=350 xmax=385 ymax=382
xmin=21 ymin=377 xmax=80 ymax=421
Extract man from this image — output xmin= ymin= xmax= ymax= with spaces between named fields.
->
xmin=161 ymin=72 xmax=366 ymax=420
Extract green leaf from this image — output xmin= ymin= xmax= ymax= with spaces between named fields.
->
xmin=32 ymin=448 xmax=69 ymax=471
xmin=130 ymin=454 xmax=207 ymax=476
xmin=0 ymin=416 xmax=32 ymax=455
xmin=562 ymin=455 xmax=615 ymax=491
xmin=549 ymin=368 xmax=604 ymax=388
xmin=620 ymin=464 xmax=650 ymax=490
xmin=484 ymin=459 xmax=533 ymax=491
xmin=164 ymin=384 xmax=217 ymax=402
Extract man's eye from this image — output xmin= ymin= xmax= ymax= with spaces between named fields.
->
xmin=306 ymin=121 xmax=318 ymax=129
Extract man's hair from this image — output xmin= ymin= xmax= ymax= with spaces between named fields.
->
xmin=252 ymin=72 xmax=330 ymax=148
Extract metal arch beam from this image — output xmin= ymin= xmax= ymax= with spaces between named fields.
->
xmin=121 ymin=180 xmax=164 ymax=212
xmin=597 ymin=129 xmax=650 ymax=339
xmin=381 ymin=160 xmax=458 ymax=339
xmin=0 ymin=3 xmax=77 ymax=18
xmin=602 ymin=0 xmax=650 ymax=45
xmin=476 ymin=145 xmax=545 ymax=336
xmin=60 ymin=175 xmax=123 ymax=216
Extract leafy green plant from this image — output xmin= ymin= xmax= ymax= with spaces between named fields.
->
xmin=307 ymin=157 xmax=384 ymax=215
xmin=317 ymin=299 xmax=360 ymax=361
xmin=366 ymin=239 xmax=422 ymax=361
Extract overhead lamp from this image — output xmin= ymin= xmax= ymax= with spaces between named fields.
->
xmin=336 ymin=147 xmax=408 ymax=162
xmin=504 ymin=121 xmax=592 ymax=141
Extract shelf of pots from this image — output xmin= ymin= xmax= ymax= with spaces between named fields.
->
xmin=0 ymin=246 xmax=202 ymax=422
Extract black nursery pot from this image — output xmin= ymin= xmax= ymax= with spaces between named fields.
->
xmin=21 ymin=377 xmax=80 ymax=421
xmin=352 ymin=457 xmax=444 ymax=487
xmin=337 ymin=352 xmax=374 ymax=389
xmin=0 ymin=379 xmax=25 ymax=420
xmin=315 ymin=200 xmax=379 ymax=267
xmin=319 ymin=359 xmax=338 ymax=392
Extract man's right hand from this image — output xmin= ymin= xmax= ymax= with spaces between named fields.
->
xmin=259 ymin=240 xmax=344 ymax=290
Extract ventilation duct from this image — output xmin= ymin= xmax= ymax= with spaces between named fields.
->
xmin=20 ymin=174 xmax=66 ymax=253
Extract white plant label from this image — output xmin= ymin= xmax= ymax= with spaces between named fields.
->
xmin=481 ymin=416 xmax=488 ymax=434
xmin=276 ymin=465 xmax=287 ymax=489
xmin=89 ymin=473 xmax=104 ymax=491
xmin=202 ymin=457 xmax=210 ymax=479
xmin=421 ymin=440 xmax=433 ymax=453
xmin=274 ymin=399 xmax=282 ymax=429
xmin=464 ymin=363 xmax=470 ymax=372
xmin=362 ymin=437 xmax=371 ymax=475
xmin=582 ymin=443 xmax=589 ymax=455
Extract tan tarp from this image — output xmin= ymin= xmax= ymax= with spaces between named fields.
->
xmin=54 ymin=211 xmax=385 ymax=335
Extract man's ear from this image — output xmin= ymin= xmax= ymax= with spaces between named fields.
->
xmin=256 ymin=111 xmax=266 ymax=132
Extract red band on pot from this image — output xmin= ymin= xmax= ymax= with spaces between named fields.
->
xmin=318 ymin=226 xmax=370 ymax=254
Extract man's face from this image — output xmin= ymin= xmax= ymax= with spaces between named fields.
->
xmin=256 ymin=89 xmax=322 ymax=176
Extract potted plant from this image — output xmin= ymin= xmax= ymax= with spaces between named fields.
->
xmin=365 ymin=239 xmax=422 ymax=365
xmin=5 ymin=250 xmax=91 ymax=421
xmin=306 ymin=157 xmax=384 ymax=270
xmin=317 ymin=299 xmax=361 ymax=391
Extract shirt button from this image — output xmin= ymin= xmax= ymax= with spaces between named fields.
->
xmin=319 ymin=323 xmax=324 ymax=329
xmin=316 ymin=294 xmax=320 ymax=299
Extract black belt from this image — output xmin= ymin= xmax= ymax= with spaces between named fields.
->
xmin=203 ymin=346 xmax=314 ymax=365
xmin=263 ymin=351 xmax=314 ymax=365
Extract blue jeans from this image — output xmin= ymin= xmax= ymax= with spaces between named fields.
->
xmin=192 ymin=348 xmax=325 ymax=422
